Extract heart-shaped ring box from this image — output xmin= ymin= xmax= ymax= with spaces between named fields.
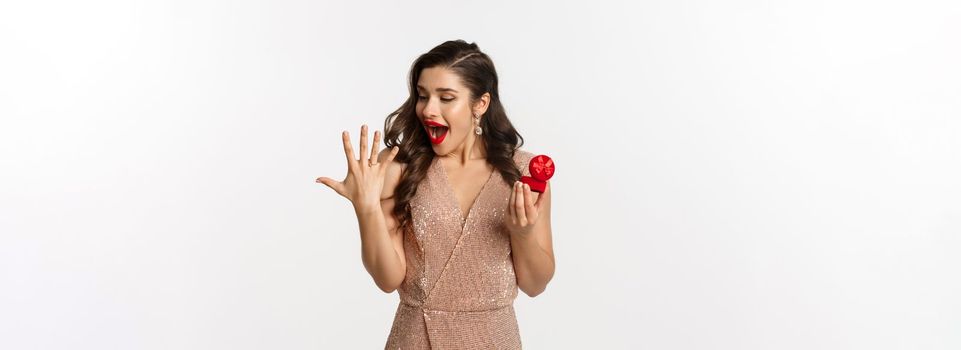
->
xmin=520 ymin=154 xmax=555 ymax=193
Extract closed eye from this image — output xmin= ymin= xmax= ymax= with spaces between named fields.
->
xmin=417 ymin=96 xmax=454 ymax=102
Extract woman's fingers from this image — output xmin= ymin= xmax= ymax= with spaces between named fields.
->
xmin=515 ymin=182 xmax=527 ymax=226
xmin=370 ymin=130 xmax=381 ymax=164
xmin=316 ymin=176 xmax=347 ymax=198
xmin=386 ymin=146 xmax=399 ymax=163
xmin=378 ymin=146 xmax=400 ymax=177
xmin=359 ymin=125 xmax=369 ymax=166
xmin=342 ymin=131 xmax=356 ymax=173
xmin=533 ymin=181 xmax=548 ymax=209
xmin=523 ymin=183 xmax=537 ymax=223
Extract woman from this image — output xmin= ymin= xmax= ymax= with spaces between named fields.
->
xmin=316 ymin=40 xmax=555 ymax=349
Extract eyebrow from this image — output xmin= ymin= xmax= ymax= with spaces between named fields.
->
xmin=416 ymin=85 xmax=459 ymax=93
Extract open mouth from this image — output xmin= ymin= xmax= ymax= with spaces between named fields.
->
xmin=423 ymin=120 xmax=449 ymax=145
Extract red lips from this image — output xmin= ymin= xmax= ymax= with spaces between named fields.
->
xmin=423 ymin=120 xmax=449 ymax=145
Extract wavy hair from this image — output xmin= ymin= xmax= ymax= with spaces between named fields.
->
xmin=383 ymin=39 xmax=524 ymax=230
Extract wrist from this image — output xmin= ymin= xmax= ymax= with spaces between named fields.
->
xmin=510 ymin=229 xmax=537 ymax=245
xmin=354 ymin=202 xmax=382 ymax=215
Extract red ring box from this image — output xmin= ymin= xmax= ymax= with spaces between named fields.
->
xmin=520 ymin=154 xmax=554 ymax=193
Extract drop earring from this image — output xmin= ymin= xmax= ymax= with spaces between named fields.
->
xmin=474 ymin=115 xmax=483 ymax=135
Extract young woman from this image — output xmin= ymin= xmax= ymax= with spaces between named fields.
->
xmin=316 ymin=40 xmax=555 ymax=349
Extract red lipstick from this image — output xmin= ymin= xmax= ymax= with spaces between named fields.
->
xmin=423 ymin=120 xmax=449 ymax=145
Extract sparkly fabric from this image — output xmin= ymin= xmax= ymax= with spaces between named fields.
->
xmin=385 ymin=149 xmax=537 ymax=349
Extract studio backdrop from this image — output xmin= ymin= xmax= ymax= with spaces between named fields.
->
xmin=1 ymin=0 xmax=959 ymax=349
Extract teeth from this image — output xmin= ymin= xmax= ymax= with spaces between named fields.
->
xmin=427 ymin=125 xmax=445 ymax=138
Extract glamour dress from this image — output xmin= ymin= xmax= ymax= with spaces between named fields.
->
xmin=385 ymin=149 xmax=536 ymax=349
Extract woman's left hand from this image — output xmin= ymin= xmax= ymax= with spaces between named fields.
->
xmin=506 ymin=180 xmax=547 ymax=237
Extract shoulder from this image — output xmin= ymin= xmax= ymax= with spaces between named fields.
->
xmin=512 ymin=148 xmax=537 ymax=176
xmin=513 ymin=148 xmax=536 ymax=160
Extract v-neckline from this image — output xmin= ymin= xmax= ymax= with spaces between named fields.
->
xmin=435 ymin=157 xmax=496 ymax=224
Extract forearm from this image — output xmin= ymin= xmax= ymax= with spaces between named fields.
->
xmin=355 ymin=204 xmax=404 ymax=292
xmin=510 ymin=231 xmax=555 ymax=297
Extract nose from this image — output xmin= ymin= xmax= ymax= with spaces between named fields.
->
xmin=420 ymin=96 xmax=441 ymax=119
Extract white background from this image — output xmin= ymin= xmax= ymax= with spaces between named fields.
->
xmin=2 ymin=0 xmax=959 ymax=349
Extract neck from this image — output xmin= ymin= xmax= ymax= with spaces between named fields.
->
xmin=445 ymin=133 xmax=486 ymax=166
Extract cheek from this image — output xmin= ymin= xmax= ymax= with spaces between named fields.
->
xmin=452 ymin=121 xmax=472 ymax=136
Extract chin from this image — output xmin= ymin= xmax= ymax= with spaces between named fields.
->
xmin=429 ymin=144 xmax=449 ymax=155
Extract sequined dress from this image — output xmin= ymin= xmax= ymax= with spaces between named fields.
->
xmin=384 ymin=150 xmax=536 ymax=349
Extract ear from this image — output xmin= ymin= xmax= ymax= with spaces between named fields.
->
xmin=473 ymin=92 xmax=491 ymax=117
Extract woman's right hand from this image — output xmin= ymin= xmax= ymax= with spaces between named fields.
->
xmin=316 ymin=124 xmax=399 ymax=212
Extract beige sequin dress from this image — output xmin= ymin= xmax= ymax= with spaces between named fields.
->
xmin=384 ymin=149 xmax=536 ymax=349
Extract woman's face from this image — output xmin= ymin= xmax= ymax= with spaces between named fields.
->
xmin=415 ymin=66 xmax=483 ymax=155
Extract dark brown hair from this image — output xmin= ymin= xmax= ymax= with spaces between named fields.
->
xmin=383 ymin=39 xmax=524 ymax=230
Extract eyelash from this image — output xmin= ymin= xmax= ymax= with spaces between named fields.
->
xmin=418 ymin=96 xmax=453 ymax=102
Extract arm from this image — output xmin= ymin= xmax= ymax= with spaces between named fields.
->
xmin=355 ymin=198 xmax=406 ymax=293
xmin=508 ymin=180 xmax=555 ymax=297
xmin=356 ymin=149 xmax=407 ymax=293
xmin=316 ymin=125 xmax=406 ymax=293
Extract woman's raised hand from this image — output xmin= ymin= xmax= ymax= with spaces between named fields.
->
xmin=316 ymin=124 xmax=399 ymax=211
